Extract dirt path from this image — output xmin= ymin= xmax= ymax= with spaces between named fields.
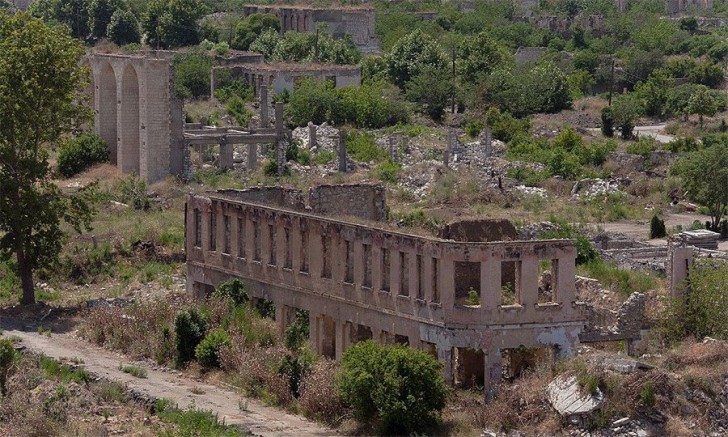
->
xmin=0 ymin=321 xmax=338 ymax=437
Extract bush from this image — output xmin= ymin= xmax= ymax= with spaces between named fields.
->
xmin=345 ymin=131 xmax=389 ymax=163
xmin=601 ymin=106 xmax=614 ymax=137
xmin=116 ymin=175 xmax=150 ymax=210
xmin=195 ymin=328 xmax=231 ymax=368
xmin=174 ymin=307 xmax=208 ymax=368
xmin=214 ymin=279 xmax=248 ymax=307
xmin=0 ymin=338 xmax=18 ymax=395
xmin=650 ymin=214 xmax=667 ymax=238
xmin=173 ymin=51 xmax=212 ymax=99
xmin=540 ymin=223 xmax=599 ymax=265
xmin=57 ymin=133 xmax=109 ymax=178
xmin=226 ymin=96 xmax=253 ymax=126
xmin=337 ymin=341 xmax=447 ymax=434
xmin=371 ymin=160 xmax=401 ymax=183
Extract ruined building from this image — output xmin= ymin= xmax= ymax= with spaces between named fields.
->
xmin=88 ymin=53 xmax=185 ymax=183
xmin=242 ymin=4 xmax=379 ymax=51
xmin=186 ymin=185 xmax=587 ymax=393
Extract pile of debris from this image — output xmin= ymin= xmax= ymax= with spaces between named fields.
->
xmin=292 ymin=122 xmax=340 ymax=152
xmin=676 ymin=229 xmax=721 ymax=250
xmin=571 ymin=177 xmax=631 ymax=199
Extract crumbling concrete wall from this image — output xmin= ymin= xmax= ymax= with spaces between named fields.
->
xmin=216 ymin=187 xmax=306 ymax=211
xmin=309 ymin=183 xmax=386 ymax=221
xmin=88 ymin=53 xmax=185 ymax=183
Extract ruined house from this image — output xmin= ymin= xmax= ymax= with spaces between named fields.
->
xmin=185 ymin=185 xmax=588 ymax=394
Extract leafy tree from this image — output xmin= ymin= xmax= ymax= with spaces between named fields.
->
xmin=174 ymin=307 xmax=208 ymax=367
xmin=601 ymin=106 xmax=614 ymax=137
xmin=0 ymin=12 xmax=95 ymax=305
xmin=650 ymin=214 xmax=666 ymax=238
xmin=249 ymin=29 xmax=361 ymax=64
xmin=360 ymin=55 xmax=388 ymax=84
xmin=635 ymin=69 xmax=670 ymax=117
xmin=337 ymin=341 xmax=447 ymax=434
xmin=687 ymin=85 xmax=719 ymax=127
xmin=688 ymin=61 xmax=724 ymax=88
xmin=248 ymin=28 xmax=279 ymax=59
xmin=29 ymin=0 xmax=91 ymax=39
xmin=671 ymin=141 xmax=728 ymax=229
xmin=667 ymin=83 xmax=701 ymax=120
xmin=142 ymin=0 xmax=206 ymax=48
xmin=679 ymin=16 xmax=698 ymax=33
xmin=386 ymin=29 xmax=447 ymax=88
xmin=406 ymin=65 xmax=452 ymax=121
xmin=457 ymin=32 xmax=508 ymax=84
xmin=611 ymin=94 xmax=643 ymax=139
xmin=286 ymin=78 xmax=341 ymax=126
xmin=88 ymin=0 xmax=121 ymax=38
xmin=106 ymin=8 xmax=140 ymax=46
xmin=624 ymin=49 xmax=664 ymax=84
xmin=231 ymin=13 xmax=279 ymax=51
xmin=173 ymin=51 xmax=212 ymax=98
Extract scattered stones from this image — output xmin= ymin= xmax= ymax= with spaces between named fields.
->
xmin=292 ymin=122 xmax=340 ymax=152
xmin=571 ymin=177 xmax=630 ymax=199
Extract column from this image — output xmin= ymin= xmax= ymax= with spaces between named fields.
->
xmin=308 ymin=122 xmax=317 ymax=149
xmin=247 ymin=143 xmax=257 ymax=170
xmin=481 ymin=256 xmax=501 ymax=311
xmin=259 ymin=84 xmax=269 ymax=128
xmin=439 ymin=257 xmax=455 ymax=309
xmin=437 ymin=346 xmax=453 ymax=385
xmin=219 ymin=139 xmax=233 ymax=170
xmin=338 ymin=134 xmax=347 ymax=172
xmin=335 ymin=320 xmax=350 ymax=362
xmin=483 ymin=349 xmax=502 ymax=399
xmin=519 ymin=257 xmax=539 ymax=307
xmin=309 ymin=313 xmax=321 ymax=354
xmin=275 ymin=102 xmax=285 ymax=176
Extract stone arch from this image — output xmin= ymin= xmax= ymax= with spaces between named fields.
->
xmin=98 ymin=63 xmax=118 ymax=164
xmin=119 ymin=64 xmax=140 ymax=174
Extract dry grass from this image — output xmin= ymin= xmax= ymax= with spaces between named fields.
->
xmin=298 ymin=359 xmax=349 ymax=425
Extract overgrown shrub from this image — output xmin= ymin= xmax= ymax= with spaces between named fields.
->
xmin=345 ymin=131 xmax=389 ymax=163
xmin=116 ymin=175 xmax=150 ymax=210
xmin=337 ymin=341 xmax=447 ymax=434
xmin=226 ymin=96 xmax=254 ymax=126
xmin=601 ymin=106 xmax=614 ymax=137
xmin=195 ymin=328 xmax=231 ymax=368
xmin=174 ymin=307 xmax=208 ymax=368
xmin=371 ymin=160 xmax=401 ymax=183
xmin=57 ymin=133 xmax=109 ymax=178
xmin=540 ymin=223 xmax=599 ymax=265
xmin=173 ymin=51 xmax=212 ymax=99
xmin=299 ymin=359 xmax=348 ymax=424
xmin=650 ymin=214 xmax=667 ymax=238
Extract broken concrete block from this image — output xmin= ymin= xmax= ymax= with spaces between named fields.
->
xmin=547 ymin=375 xmax=604 ymax=416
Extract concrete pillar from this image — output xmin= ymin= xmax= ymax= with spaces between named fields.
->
xmin=388 ymin=136 xmax=397 ymax=162
xmin=274 ymin=102 xmax=285 ymax=176
xmin=437 ymin=346 xmax=453 ymax=385
xmin=308 ymin=122 xmax=317 ymax=149
xmin=519 ymin=258 xmax=539 ymax=307
xmin=482 ymin=126 xmax=492 ymax=158
xmin=445 ymin=130 xmax=455 ymax=166
xmin=338 ymin=134 xmax=347 ymax=172
xmin=439 ymin=257 xmax=455 ymax=309
xmin=335 ymin=320 xmax=350 ymax=361
xmin=247 ymin=143 xmax=257 ymax=171
xmin=260 ymin=84 xmax=269 ymax=128
xmin=484 ymin=349 xmax=502 ymax=399
xmin=481 ymin=257 xmax=501 ymax=311
xmin=309 ymin=313 xmax=320 ymax=354
xmin=219 ymin=139 xmax=233 ymax=170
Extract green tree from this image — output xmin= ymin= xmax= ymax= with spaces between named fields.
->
xmin=611 ymin=94 xmax=643 ymax=139
xmin=173 ymin=50 xmax=212 ymax=98
xmin=106 ymin=8 xmax=140 ymax=46
xmin=287 ymin=78 xmax=341 ymax=126
xmin=386 ymin=29 xmax=447 ymax=89
xmin=88 ymin=0 xmax=121 ymax=38
xmin=29 ymin=0 xmax=91 ymax=39
xmin=457 ymin=32 xmax=508 ymax=84
xmin=142 ymin=0 xmax=206 ymax=48
xmin=337 ymin=341 xmax=447 ymax=434
xmin=248 ymin=28 xmax=280 ymax=59
xmin=635 ymin=69 xmax=670 ymax=117
xmin=0 ymin=12 xmax=95 ymax=305
xmin=231 ymin=13 xmax=279 ymax=51
xmin=687 ymin=85 xmax=718 ymax=127
xmin=406 ymin=65 xmax=452 ymax=121
xmin=672 ymin=141 xmax=728 ymax=229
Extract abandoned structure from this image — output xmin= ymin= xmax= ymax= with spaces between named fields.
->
xmin=88 ymin=53 xmax=185 ymax=183
xmin=186 ymin=185 xmax=588 ymax=393
xmin=210 ymin=62 xmax=361 ymax=97
xmin=242 ymin=4 xmax=379 ymax=51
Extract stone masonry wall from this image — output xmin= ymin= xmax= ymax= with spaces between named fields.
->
xmin=308 ymin=183 xmax=386 ymax=221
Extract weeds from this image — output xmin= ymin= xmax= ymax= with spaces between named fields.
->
xmin=120 ymin=364 xmax=147 ymax=378
xmin=155 ymin=398 xmax=246 ymax=437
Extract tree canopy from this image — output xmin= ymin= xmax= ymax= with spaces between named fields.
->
xmin=0 ymin=12 xmax=95 ymax=305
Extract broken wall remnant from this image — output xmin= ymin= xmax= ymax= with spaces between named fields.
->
xmin=185 ymin=190 xmax=586 ymax=394
xmin=210 ymin=63 xmax=361 ymax=97
xmin=308 ymin=184 xmax=386 ymax=221
xmin=88 ymin=53 xmax=185 ymax=182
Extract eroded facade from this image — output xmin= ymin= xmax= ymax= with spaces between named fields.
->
xmin=186 ymin=188 xmax=587 ymax=392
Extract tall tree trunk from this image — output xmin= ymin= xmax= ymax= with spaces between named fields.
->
xmin=17 ymin=249 xmax=35 ymax=305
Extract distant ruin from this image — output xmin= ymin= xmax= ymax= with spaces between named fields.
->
xmin=242 ymin=4 xmax=379 ymax=51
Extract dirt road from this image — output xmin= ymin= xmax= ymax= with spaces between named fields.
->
xmin=0 ymin=321 xmax=338 ymax=437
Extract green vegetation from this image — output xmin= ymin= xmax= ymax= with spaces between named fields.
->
xmin=155 ymin=398 xmax=248 ymax=436
xmin=174 ymin=307 xmax=209 ymax=368
xmin=57 ymin=133 xmax=109 ymax=178
xmin=337 ymin=340 xmax=447 ymax=434
xmin=250 ymin=28 xmax=361 ymax=64
xmin=120 ymin=363 xmax=148 ymax=378
xmin=0 ymin=338 xmax=19 ymax=395
xmin=0 ymin=12 xmax=95 ymax=305
xmin=577 ymin=260 xmax=658 ymax=297
xmin=174 ymin=50 xmax=213 ymax=99
xmin=195 ymin=328 xmax=232 ymax=368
